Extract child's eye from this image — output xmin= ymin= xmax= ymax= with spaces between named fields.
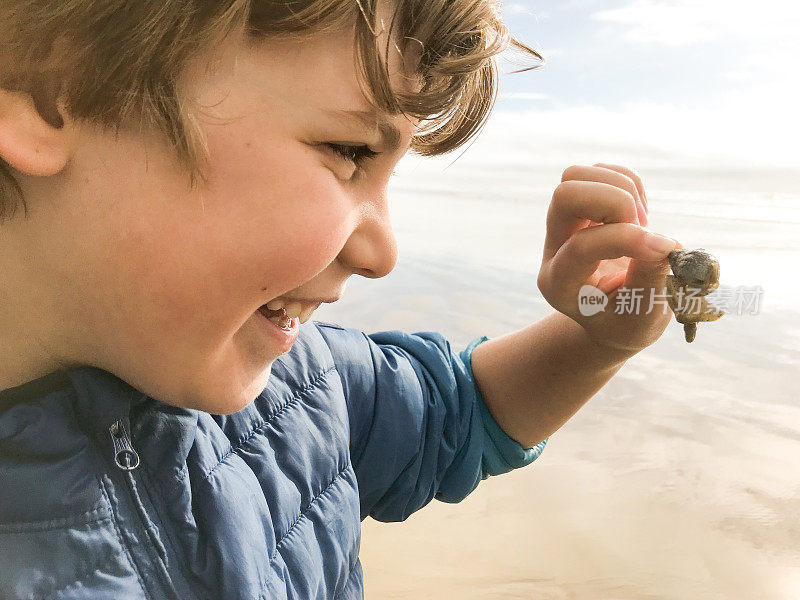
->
xmin=325 ymin=143 xmax=380 ymax=167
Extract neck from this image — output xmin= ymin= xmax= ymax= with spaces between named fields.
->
xmin=0 ymin=234 xmax=66 ymax=394
xmin=0 ymin=329 xmax=67 ymax=393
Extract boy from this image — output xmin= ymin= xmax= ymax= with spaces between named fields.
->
xmin=0 ymin=0 xmax=680 ymax=598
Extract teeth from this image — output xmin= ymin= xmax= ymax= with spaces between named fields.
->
xmin=283 ymin=301 xmax=302 ymax=318
xmin=266 ymin=298 xmax=286 ymax=310
xmin=263 ymin=297 xmax=319 ymax=324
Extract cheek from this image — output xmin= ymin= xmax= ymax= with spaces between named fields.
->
xmin=106 ymin=224 xmax=227 ymax=343
xmin=244 ymin=182 xmax=353 ymax=293
xmin=197 ymin=130 xmax=354 ymax=296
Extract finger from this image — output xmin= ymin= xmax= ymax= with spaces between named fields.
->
xmin=593 ymin=163 xmax=648 ymax=208
xmin=544 ymin=180 xmax=640 ymax=261
xmin=591 ymin=163 xmax=648 ymax=226
xmin=593 ymin=163 xmax=649 ymax=217
xmin=549 ymin=222 xmax=677 ymax=294
xmin=563 ymin=164 xmax=646 ymax=226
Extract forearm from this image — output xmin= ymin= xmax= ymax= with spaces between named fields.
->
xmin=469 ymin=311 xmax=636 ymax=449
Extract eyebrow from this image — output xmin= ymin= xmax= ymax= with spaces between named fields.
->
xmin=322 ymin=108 xmax=403 ymax=153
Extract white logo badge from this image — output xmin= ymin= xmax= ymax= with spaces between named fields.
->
xmin=578 ymin=284 xmax=608 ymax=316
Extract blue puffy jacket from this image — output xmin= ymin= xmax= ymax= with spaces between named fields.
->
xmin=0 ymin=321 xmax=546 ymax=599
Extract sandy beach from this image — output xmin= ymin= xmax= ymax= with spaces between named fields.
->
xmin=310 ymin=154 xmax=800 ymax=599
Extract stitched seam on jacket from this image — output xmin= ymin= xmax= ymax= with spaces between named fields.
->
xmin=234 ymin=366 xmax=336 ymax=448
xmin=40 ymin=545 xmax=131 ymax=600
xmin=0 ymin=503 xmax=108 ymax=533
xmin=204 ymin=366 xmax=336 ymax=482
xmin=98 ymin=475 xmax=152 ymax=600
xmin=269 ymin=463 xmax=350 ymax=563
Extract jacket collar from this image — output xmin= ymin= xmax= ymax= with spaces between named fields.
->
xmin=0 ymin=369 xmax=72 ymax=414
xmin=0 ymin=366 xmax=150 ymax=435
xmin=65 ymin=366 xmax=152 ymax=435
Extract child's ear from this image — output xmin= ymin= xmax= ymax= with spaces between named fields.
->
xmin=0 ymin=83 xmax=72 ymax=177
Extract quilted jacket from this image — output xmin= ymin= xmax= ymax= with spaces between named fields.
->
xmin=0 ymin=320 xmax=546 ymax=599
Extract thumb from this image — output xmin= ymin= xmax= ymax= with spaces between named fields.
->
xmin=624 ymin=234 xmax=681 ymax=292
xmin=623 ymin=253 xmax=673 ymax=295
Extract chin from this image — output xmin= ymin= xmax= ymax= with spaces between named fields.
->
xmin=177 ymin=363 xmax=273 ymax=415
xmin=206 ymin=398 xmax=255 ymax=416
xmin=185 ymin=391 xmax=258 ymax=415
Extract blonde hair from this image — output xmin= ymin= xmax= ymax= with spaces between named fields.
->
xmin=0 ymin=0 xmax=543 ymax=221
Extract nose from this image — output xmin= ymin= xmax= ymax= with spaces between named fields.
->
xmin=337 ymin=191 xmax=398 ymax=279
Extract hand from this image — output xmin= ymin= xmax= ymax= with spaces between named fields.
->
xmin=537 ymin=163 xmax=684 ymax=356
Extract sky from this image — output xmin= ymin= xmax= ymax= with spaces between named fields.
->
xmin=411 ymin=0 xmax=799 ymax=190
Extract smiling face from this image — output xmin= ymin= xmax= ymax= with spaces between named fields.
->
xmin=0 ymin=12 xmax=420 ymax=413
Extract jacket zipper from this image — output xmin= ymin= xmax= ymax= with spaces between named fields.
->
xmin=108 ymin=416 xmax=183 ymax=599
xmin=109 ymin=416 xmax=140 ymax=470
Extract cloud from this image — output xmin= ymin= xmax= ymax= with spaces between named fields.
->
xmin=501 ymin=3 xmax=546 ymax=18
xmin=498 ymin=92 xmax=550 ymax=101
xmin=589 ymin=0 xmax=800 ymax=133
xmin=593 ymin=1 xmax=720 ymax=45
xmin=592 ymin=0 xmax=800 ymax=46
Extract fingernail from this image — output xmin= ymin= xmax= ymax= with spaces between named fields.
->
xmin=644 ymin=231 xmax=677 ymax=254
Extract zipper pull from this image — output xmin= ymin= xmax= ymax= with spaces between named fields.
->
xmin=109 ymin=416 xmax=140 ymax=470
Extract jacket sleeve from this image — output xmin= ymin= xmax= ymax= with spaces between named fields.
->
xmin=314 ymin=321 xmax=547 ymax=522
